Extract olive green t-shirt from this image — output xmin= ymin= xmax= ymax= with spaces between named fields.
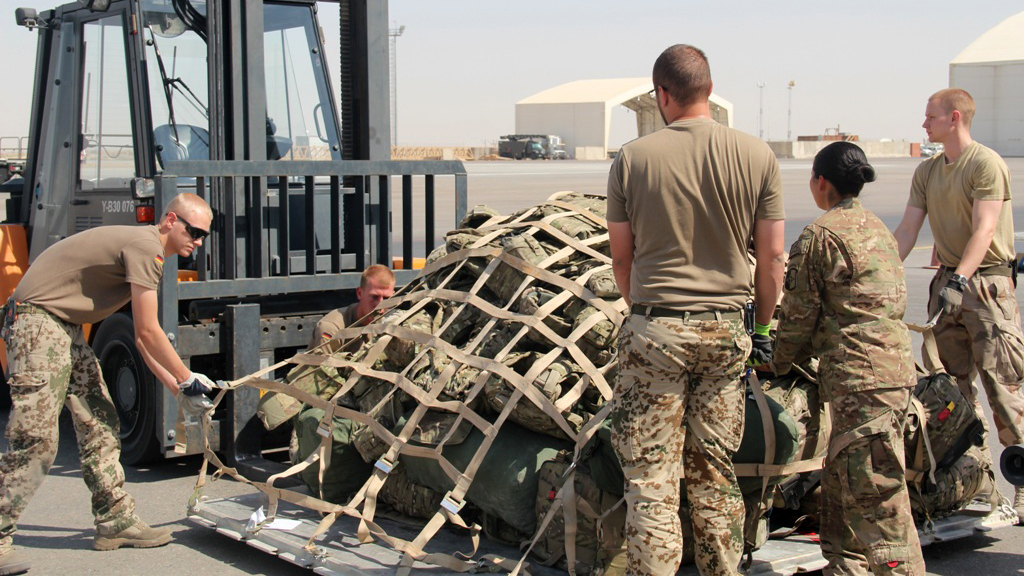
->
xmin=909 ymin=141 xmax=1014 ymax=268
xmin=14 ymin=226 xmax=165 ymax=325
xmin=606 ymin=118 xmax=784 ymax=310
xmin=309 ymin=302 xmax=360 ymax=349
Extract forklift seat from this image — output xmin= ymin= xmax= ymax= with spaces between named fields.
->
xmin=154 ymin=124 xmax=210 ymax=169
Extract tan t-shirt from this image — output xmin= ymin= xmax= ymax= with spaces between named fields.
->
xmin=14 ymin=226 xmax=165 ymax=325
xmin=607 ymin=118 xmax=784 ymax=310
xmin=309 ymin=302 xmax=360 ymax=348
xmin=909 ymin=141 xmax=1014 ymax=269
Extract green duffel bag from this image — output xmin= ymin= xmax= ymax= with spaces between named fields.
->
xmin=293 ymin=407 xmax=374 ymax=504
xmin=400 ymin=418 xmax=572 ymax=535
xmin=573 ymin=389 xmax=800 ymax=500
xmin=736 ymin=384 xmax=801 ymax=496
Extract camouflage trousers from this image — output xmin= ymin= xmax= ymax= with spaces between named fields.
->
xmin=610 ymin=313 xmax=749 ymax=576
xmin=821 ymin=388 xmax=924 ymax=576
xmin=927 ymin=271 xmax=1024 ymax=450
xmin=0 ymin=306 xmax=136 ymax=548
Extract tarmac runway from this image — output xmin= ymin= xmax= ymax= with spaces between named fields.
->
xmin=3 ymin=156 xmax=1024 ymax=574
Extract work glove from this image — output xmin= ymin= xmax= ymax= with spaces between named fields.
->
xmin=179 ymin=393 xmax=214 ymax=419
xmin=179 ymin=371 xmax=216 ymax=396
xmin=937 ymin=280 xmax=965 ymax=316
xmin=747 ymin=323 xmax=773 ymax=367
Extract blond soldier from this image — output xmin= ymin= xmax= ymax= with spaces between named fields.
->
xmin=607 ymin=44 xmax=785 ymax=575
xmin=308 ymin=264 xmax=395 ymax=348
xmin=0 ymin=194 xmax=216 ymax=575
xmin=893 ymin=88 xmax=1024 ymax=517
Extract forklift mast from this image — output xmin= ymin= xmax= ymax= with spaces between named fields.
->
xmin=9 ymin=0 xmax=467 ymax=469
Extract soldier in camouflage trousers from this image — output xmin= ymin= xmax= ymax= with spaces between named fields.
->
xmin=1 ymin=306 xmax=138 ymax=549
xmin=893 ymin=89 xmax=1024 ymax=517
xmin=610 ymin=313 xmax=750 ymax=575
xmin=774 ymin=142 xmax=925 ymax=575
xmin=1 ymin=193 xmax=216 ymax=574
xmin=606 ymin=45 xmax=786 ymax=575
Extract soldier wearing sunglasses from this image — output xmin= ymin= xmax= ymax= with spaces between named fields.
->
xmin=0 ymin=193 xmax=216 ymax=572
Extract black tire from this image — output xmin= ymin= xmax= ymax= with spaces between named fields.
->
xmin=92 ymin=313 xmax=161 ymax=465
xmin=0 ymin=368 xmax=10 ymax=410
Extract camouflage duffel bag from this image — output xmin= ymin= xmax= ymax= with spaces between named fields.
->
xmin=293 ymin=406 xmax=374 ymax=503
xmin=905 ymin=370 xmax=985 ymax=476
xmin=532 ymin=451 xmax=627 ymax=576
xmin=909 ymin=444 xmax=993 ymax=521
xmin=377 ymin=464 xmax=445 ymax=520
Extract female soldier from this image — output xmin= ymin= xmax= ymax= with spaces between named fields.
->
xmin=772 ymin=142 xmax=925 ymax=575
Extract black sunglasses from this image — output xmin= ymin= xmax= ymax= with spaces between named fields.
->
xmin=175 ymin=214 xmax=210 ymax=241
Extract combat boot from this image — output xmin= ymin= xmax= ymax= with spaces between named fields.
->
xmin=93 ymin=518 xmax=172 ymax=551
xmin=1014 ymin=486 xmax=1024 ymax=524
xmin=0 ymin=549 xmax=30 ymax=576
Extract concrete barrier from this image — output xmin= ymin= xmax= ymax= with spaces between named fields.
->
xmin=768 ymin=140 xmax=912 ymax=159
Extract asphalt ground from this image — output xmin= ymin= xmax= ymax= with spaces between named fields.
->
xmin=3 ymin=156 xmax=1024 ymax=574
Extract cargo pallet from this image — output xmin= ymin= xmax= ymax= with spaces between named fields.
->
xmin=189 ymin=492 xmax=1019 ymax=575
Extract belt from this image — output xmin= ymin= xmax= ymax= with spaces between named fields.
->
xmin=938 ymin=263 xmax=1012 ymax=278
xmin=630 ymin=304 xmax=743 ymax=321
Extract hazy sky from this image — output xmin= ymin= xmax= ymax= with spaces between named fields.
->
xmin=1 ymin=1 xmax=1020 ymax=149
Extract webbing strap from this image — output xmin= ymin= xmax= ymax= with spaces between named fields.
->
xmin=192 ymin=195 xmax=630 ymax=575
xmin=906 ymin=321 xmax=943 ymax=375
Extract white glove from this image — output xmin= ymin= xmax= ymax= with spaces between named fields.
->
xmin=179 ymin=393 xmax=214 ymax=419
xmin=180 ymin=371 xmax=216 ymax=396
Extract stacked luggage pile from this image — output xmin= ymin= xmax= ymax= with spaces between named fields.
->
xmin=207 ymin=191 xmax=995 ymax=575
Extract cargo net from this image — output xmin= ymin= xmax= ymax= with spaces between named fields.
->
xmin=186 ymin=191 xmax=1006 ymax=575
xmin=189 ymin=191 xmax=629 ymax=574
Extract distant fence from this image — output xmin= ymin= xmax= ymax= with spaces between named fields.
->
xmin=0 ymin=137 xmax=29 ymax=161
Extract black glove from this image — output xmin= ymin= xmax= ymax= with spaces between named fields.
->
xmin=937 ymin=280 xmax=965 ymax=316
xmin=748 ymin=334 xmax=773 ymax=366
xmin=179 ymin=371 xmax=215 ymax=397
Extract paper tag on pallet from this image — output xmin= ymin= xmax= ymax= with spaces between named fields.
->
xmin=246 ymin=506 xmax=302 ymax=532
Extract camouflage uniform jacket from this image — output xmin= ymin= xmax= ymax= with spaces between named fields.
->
xmin=774 ymin=198 xmax=915 ymax=399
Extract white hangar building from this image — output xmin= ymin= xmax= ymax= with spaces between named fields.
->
xmin=514 ymin=78 xmax=734 ymax=160
xmin=949 ymin=11 xmax=1024 ymax=157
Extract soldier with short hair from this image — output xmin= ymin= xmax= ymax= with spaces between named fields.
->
xmin=308 ymin=264 xmax=396 ymax=348
xmin=774 ymin=142 xmax=925 ymax=575
xmin=893 ymin=88 xmax=1024 ymax=517
xmin=606 ymin=44 xmax=785 ymax=575
xmin=0 ymin=193 xmax=217 ymax=575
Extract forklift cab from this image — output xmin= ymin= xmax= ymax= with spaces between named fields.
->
xmin=15 ymin=0 xmax=345 ymax=259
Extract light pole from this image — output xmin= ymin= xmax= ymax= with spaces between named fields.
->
xmin=757 ymin=82 xmax=766 ymax=140
xmin=787 ymin=80 xmax=796 ymax=141
xmin=388 ymin=24 xmax=405 ymax=147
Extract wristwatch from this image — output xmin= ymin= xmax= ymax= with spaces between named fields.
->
xmin=950 ymin=273 xmax=969 ymax=289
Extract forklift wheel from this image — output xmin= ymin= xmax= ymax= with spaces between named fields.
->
xmin=0 ymin=370 xmax=9 ymax=411
xmin=93 ymin=313 xmax=161 ymax=465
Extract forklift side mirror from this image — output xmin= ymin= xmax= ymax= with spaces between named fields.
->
xmin=78 ymin=0 xmax=111 ymax=12
xmin=15 ymin=7 xmax=40 ymax=28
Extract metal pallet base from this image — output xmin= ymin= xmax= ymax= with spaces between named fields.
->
xmin=191 ymin=493 xmax=1019 ymax=575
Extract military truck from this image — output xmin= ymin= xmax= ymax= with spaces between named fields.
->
xmin=498 ymin=136 xmax=547 ymax=160
xmin=500 ymin=134 xmax=568 ymax=160
xmin=3 ymin=0 xmax=467 ymax=471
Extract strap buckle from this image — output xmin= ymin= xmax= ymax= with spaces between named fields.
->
xmin=374 ymin=457 xmax=395 ymax=474
xmin=316 ymin=418 xmax=332 ymax=438
xmin=440 ymin=491 xmax=465 ymax=514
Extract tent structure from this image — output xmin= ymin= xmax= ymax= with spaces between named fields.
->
xmin=949 ymin=11 xmax=1024 ymax=157
xmin=515 ymin=78 xmax=733 ymax=160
